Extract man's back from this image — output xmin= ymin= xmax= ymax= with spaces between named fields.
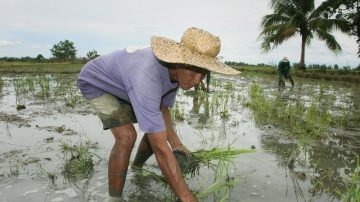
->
xmin=278 ymin=60 xmax=290 ymax=74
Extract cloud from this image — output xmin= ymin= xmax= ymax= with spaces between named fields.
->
xmin=0 ymin=40 xmax=21 ymax=47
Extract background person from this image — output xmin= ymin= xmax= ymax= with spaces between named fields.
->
xmin=278 ymin=57 xmax=294 ymax=87
xmin=77 ymin=27 xmax=240 ymax=201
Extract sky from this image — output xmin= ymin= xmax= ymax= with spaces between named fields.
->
xmin=0 ymin=0 xmax=358 ymax=67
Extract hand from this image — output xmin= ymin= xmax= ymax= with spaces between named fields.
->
xmin=172 ymin=144 xmax=191 ymax=156
xmin=173 ymin=144 xmax=201 ymax=175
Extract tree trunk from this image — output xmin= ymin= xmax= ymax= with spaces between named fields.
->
xmin=300 ymin=35 xmax=306 ymax=70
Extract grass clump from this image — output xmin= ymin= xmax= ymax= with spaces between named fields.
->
xmin=59 ymin=140 xmax=95 ymax=181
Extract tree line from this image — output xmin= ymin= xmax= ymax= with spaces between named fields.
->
xmin=225 ymin=60 xmax=359 ymax=71
xmin=0 ymin=39 xmax=99 ymax=63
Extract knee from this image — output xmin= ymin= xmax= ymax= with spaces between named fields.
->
xmin=111 ymin=125 xmax=137 ymax=146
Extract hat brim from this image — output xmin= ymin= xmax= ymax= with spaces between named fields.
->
xmin=151 ymin=36 xmax=240 ymax=75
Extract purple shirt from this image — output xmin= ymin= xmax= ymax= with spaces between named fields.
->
xmin=77 ymin=47 xmax=178 ymax=133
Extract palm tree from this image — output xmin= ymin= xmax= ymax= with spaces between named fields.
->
xmin=258 ymin=0 xmax=350 ymax=69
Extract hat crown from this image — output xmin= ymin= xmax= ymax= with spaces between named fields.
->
xmin=180 ymin=27 xmax=220 ymax=57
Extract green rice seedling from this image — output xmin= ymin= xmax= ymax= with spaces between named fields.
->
xmin=219 ymin=95 xmax=230 ymax=120
xmin=246 ymin=82 xmax=334 ymax=138
xmin=25 ymin=76 xmax=36 ymax=95
xmin=37 ymin=164 xmax=57 ymax=185
xmin=194 ymin=145 xmax=245 ymax=201
xmin=166 ymin=146 xmax=251 ymax=201
xmin=212 ymin=79 xmax=217 ymax=90
xmin=171 ymin=102 xmax=185 ymax=122
xmin=209 ymin=91 xmax=220 ymax=114
xmin=13 ymin=77 xmax=28 ymax=96
xmin=193 ymin=147 xmax=254 ymax=163
xmin=174 ymin=147 xmax=254 ymax=177
xmin=37 ymin=75 xmax=51 ymax=99
xmin=132 ymin=168 xmax=166 ymax=184
xmin=59 ymin=140 xmax=95 ymax=182
xmin=65 ymin=85 xmax=84 ymax=108
xmin=224 ymin=81 xmax=234 ymax=92
xmin=304 ymin=102 xmax=332 ymax=137
xmin=342 ymin=155 xmax=360 ymax=202
xmin=0 ymin=77 xmax=3 ymax=91
xmin=246 ymin=82 xmax=273 ymax=123
xmin=8 ymin=164 xmax=20 ymax=176
xmin=197 ymin=176 xmax=240 ymax=202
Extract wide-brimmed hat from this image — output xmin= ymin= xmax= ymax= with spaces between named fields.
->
xmin=151 ymin=27 xmax=240 ymax=75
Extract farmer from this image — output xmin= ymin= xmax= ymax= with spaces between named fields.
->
xmin=278 ymin=57 xmax=294 ymax=88
xmin=77 ymin=27 xmax=239 ymax=201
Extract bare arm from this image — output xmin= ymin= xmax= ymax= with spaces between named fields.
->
xmin=147 ymin=131 xmax=196 ymax=202
xmin=161 ymin=105 xmax=182 ymax=149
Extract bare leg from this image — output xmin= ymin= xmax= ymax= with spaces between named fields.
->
xmin=108 ymin=124 xmax=137 ymax=197
xmin=289 ymin=76 xmax=294 ymax=87
xmin=278 ymin=79 xmax=285 ymax=88
xmin=132 ymin=134 xmax=153 ymax=169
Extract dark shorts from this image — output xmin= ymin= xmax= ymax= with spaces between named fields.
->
xmin=88 ymin=93 xmax=137 ymax=130
xmin=279 ymin=72 xmax=292 ymax=80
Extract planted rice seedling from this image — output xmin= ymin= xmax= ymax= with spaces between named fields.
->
xmin=59 ymin=140 xmax=96 ymax=182
xmin=65 ymin=85 xmax=84 ymax=108
xmin=171 ymin=102 xmax=185 ymax=122
xmin=37 ymin=165 xmax=57 ymax=185
xmin=224 ymin=81 xmax=234 ymax=91
xmin=246 ymin=82 xmax=334 ymax=138
xmin=341 ymin=155 xmax=360 ymax=202
xmin=0 ymin=77 xmax=3 ymax=90
xmin=197 ymin=176 xmax=240 ymax=201
xmin=37 ymin=75 xmax=51 ymax=99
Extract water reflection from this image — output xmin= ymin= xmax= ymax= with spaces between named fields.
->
xmin=260 ymin=130 xmax=360 ymax=200
xmin=128 ymin=172 xmax=167 ymax=201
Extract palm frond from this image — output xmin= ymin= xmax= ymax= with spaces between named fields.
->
xmin=315 ymin=30 xmax=342 ymax=54
xmin=309 ymin=0 xmax=332 ymax=19
xmin=261 ymin=14 xmax=289 ymax=28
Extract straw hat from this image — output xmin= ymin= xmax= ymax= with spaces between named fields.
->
xmin=151 ymin=27 xmax=240 ymax=75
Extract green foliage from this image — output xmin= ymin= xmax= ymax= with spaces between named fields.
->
xmin=321 ymin=0 xmax=360 ymax=58
xmin=86 ymin=50 xmax=99 ymax=60
xmin=35 ymin=54 xmax=45 ymax=62
xmin=171 ymin=102 xmax=185 ymax=122
xmin=50 ymin=39 xmax=77 ymax=61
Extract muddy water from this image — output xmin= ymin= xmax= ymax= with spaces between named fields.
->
xmin=0 ymin=73 xmax=359 ymax=202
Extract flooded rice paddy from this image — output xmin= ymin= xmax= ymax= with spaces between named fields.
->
xmin=0 ymin=73 xmax=359 ymax=202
